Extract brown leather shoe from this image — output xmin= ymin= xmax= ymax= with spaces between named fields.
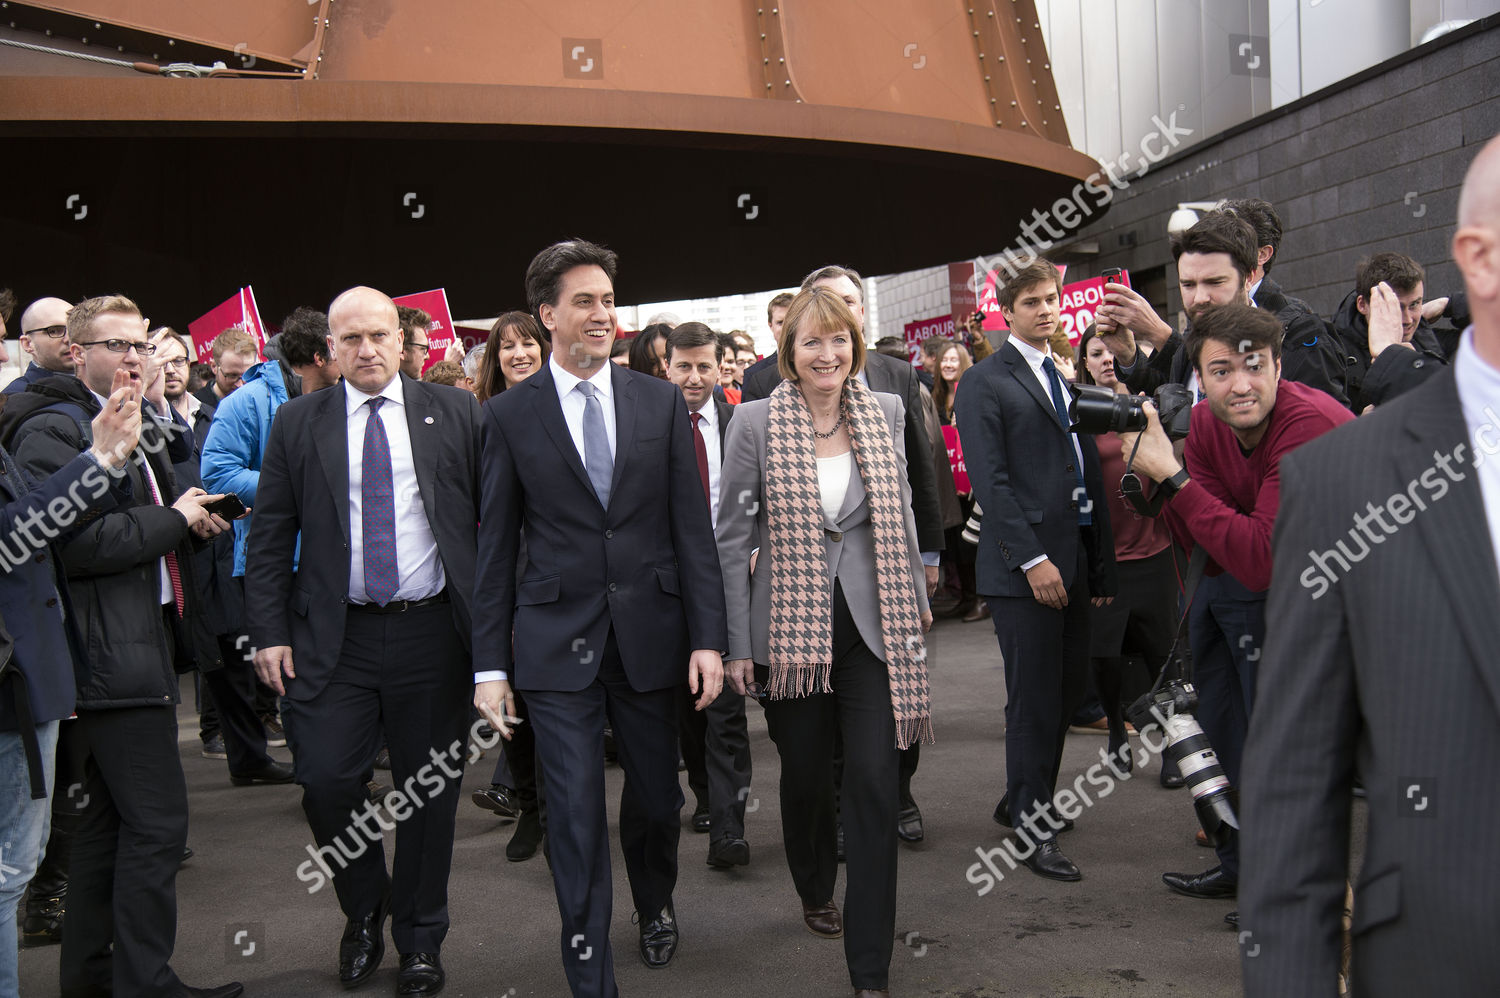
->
xmin=961 ymin=599 xmax=989 ymax=622
xmin=802 ymin=900 xmax=843 ymax=938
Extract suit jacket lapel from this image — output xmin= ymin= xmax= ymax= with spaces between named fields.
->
xmin=402 ymin=378 xmax=442 ymax=528
xmin=311 ymin=384 xmax=351 ymax=542
xmin=609 ymin=364 xmax=637 ymax=499
xmin=1002 ymin=342 xmax=1062 ymax=428
xmin=1394 ymin=369 xmax=1500 ymax=717
xmin=529 ymin=365 xmax=598 ymax=502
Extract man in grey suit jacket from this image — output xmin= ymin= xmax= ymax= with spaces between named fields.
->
xmin=1240 ymin=135 xmax=1500 ymax=995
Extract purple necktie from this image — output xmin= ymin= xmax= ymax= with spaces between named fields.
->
xmin=361 ymin=397 xmax=399 ymax=605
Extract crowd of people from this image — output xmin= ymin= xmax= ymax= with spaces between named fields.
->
xmin=1 ymin=133 xmax=1497 ymax=998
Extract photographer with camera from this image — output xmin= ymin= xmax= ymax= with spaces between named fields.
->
xmin=1114 ymin=303 xmax=1351 ymax=923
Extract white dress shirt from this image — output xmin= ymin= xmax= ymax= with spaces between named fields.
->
xmin=550 ymin=355 xmax=617 ymax=463
xmin=689 ymin=397 xmax=722 ymax=528
xmin=1008 ymin=337 xmax=1088 ymax=572
xmin=344 ymin=377 xmax=445 ymax=604
xmin=1454 ymin=327 xmax=1500 ymax=576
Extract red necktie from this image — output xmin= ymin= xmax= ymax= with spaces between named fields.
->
xmin=690 ymin=412 xmax=710 ymax=508
xmin=142 ymin=456 xmax=185 ymax=616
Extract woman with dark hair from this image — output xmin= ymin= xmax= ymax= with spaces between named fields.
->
xmin=628 ymin=322 xmax=671 ymax=378
xmin=717 ymin=286 xmax=932 ymax=998
xmin=931 ymin=343 xmax=983 ymax=621
xmin=474 ymin=311 xmax=550 ymax=403
xmin=1075 ymin=324 xmax=1179 ymax=777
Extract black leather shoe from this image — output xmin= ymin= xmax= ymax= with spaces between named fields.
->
xmin=1225 ymin=910 xmax=1239 ymax=927
xmin=397 ymin=952 xmax=444 ymax=996
xmin=21 ymin=889 xmax=65 ymax=946
xmin=896 ymin=796 xmax=925 ymax=842
xmin=638 ymin=899 xmax=678 ymax=968
xmin=506 ymin=810 xmax=543 ymax=862
xmin=183 ymin=985 xmax=245 ymax=998
xmin=1160 ymin=757 xmax=1186 ymax=789
xmin=338 ymin=891 xmax=390 ymax=989
xmin=229 ymin=760 xmax=295 ymax=786
xmin=993 ymin=793 xmax=1073 ymax=833
xmin=471 ymin=785 xmax=521 ymax=820
xmin=1022 ymin=841 xmax=1082 ymax=882
xmin=1162 ymin=865 xmax=1238 ymax=899
xmin=691 ymin=803 xmax=711 ymax=833
xmin=707 ymin=836 xmax=750 ymax=868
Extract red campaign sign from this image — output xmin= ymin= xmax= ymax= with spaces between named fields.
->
xmin=979 ymin=266 xmax=1132 ymax=346
xmin=392 ymin=289 xmax=459 ymax=374
xmin=902 ymin=315 xmax=955 ymax=366
xmin=453 ymin=326 xmax=493 ymax=353
xmin=187 ymin=287 xmax=268 ymax=363
xmin=941 ymin=424 xmax=970 ymax=494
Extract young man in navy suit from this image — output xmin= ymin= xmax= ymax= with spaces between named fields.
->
xmin=473 ymin=239 xmax=727 ymax=998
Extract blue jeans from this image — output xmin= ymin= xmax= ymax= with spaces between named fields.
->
xmin=0 ymin=720 xmax=60 ymax=996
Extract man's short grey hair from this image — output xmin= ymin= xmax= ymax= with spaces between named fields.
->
xmin=462 ymin=343 xmax=486 ymax=380
xmin=800 ymin=265 xmax=865 ymax=305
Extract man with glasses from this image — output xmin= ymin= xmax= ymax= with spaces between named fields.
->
xmin=4 ymin=297 xmax=75 ymax=394
xmin=194 ymin=328 xmax=259 ymax=409
xmin=398 ymin=305 xmax=432 ymax=380
xmin=8 ymin=295 xmax=241 ymax=998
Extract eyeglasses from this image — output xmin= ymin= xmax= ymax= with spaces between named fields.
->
xmin=161 ymin=357 xmax=191 ymax=369
xmin=24 ymin=325 xmax=67 ymax=339
xmin=408 ymin=342 xmax=430 ymax=354
xmin=75 ymin=339 xmax=157 ymax=355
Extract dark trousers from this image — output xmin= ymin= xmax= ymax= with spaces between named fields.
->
xmin=202 ymin=633 xmax=273 ymax=775
xmin=988 ymin=543 xmax=1091 ymax=842
xmin=1186 ymin=572 xmax=1265 ymax=880
xmin=524 ymin=630 xmax=682 ymax=998
xmin=677 ymin=683 xmax=752 ymax=839
xmin=279 ymin=601 xmax=469 ymax=955
xmin=760 ymin=585 xmax=899 ymax=992
xmin=59 ymin=705 xmax=189 ymax=998
xmin=489 ymin=690 xmax=547 ymax=821
xmin=1089 ymin=547 xmax=1179 ymax=741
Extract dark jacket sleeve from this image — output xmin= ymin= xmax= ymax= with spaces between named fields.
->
xmin=1279 ymin=312 xmax=1352 ymax=409
xmin=897 ymin=368 xmax=944 ymax=552
xmin=242 ymin=405 xmax=301 ymax=651
xmin=12 ymin=414 xmax=189 ymax=579
xmin=0 ymin=450 xmax=125 ymax=559
xmin=1360 ymin=344 xmax=1443 ymax=409
xmin=954 ymin=369 xmax=1045 ymax=573
xmin=473 ymin=400 xmax=523 ymax=678
xmin=1119 ymin=335 xmax=1176 ymax=395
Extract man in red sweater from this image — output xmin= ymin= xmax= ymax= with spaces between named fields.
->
xmin=1118 ymin=303 xmax=1352 ymax=925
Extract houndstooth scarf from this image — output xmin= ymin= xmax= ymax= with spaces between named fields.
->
xmin=764 ymin=378 xmax=933 ymax=749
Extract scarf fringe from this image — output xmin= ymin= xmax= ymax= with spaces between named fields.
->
xmin=766 ymin=660 xmax=834 ymax=699
xmin=895 ymin=713 xmax=934 ymax=751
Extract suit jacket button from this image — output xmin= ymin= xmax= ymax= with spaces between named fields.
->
xmin=605 ymin=529 xmax=613 ymax=539
xmin=45 ymin=597 xmax=58 ymax=608
xmin=608 ymin=582 xmax=617 ymax=592
xmin=34 ymin=553 xmax=46 ymax=563
xmin=1066 ymin=464 xmax=1074 ymax=471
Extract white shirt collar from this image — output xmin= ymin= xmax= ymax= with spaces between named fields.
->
xmin=688 ymin=394 xmax=718 ymax=423
xmin=344 ymin=374 xmax=404 ymax=416
xmin=550 ymin=354 xmax=614 ymax=402
xmin=1010 ymin=335 xmax=1050 ymax=371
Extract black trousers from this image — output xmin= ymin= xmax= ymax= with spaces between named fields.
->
xmin=677 ymin=681 xmax=752 ymax=840
xmin=524 ymin=629 xmax=682 ymax=998
xmin=202 ymin=633 xmax=273 ymax=775
xmin=988 ymin=543 xmax=1091 ymax=842
xmin=760 ymin=585 xmax=899 ymax=992
xmin=1187 ymin=573 xmax=1265 ymax=880
xmin=58 ymin=704 xmax=189 ymax=998
xmin=279 ymin=601 xmax=469 ymax=955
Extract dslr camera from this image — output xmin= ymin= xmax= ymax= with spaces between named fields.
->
xmin=1068 ymin=382 xmax=1194 ymax=441
xmin=1128 ymin=680 xmax=1238 ymax=847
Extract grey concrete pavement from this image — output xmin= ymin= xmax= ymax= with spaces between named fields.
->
xmin=21 ymin=614 xmax=1323 ymax=997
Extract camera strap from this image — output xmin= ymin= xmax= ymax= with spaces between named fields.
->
xmin=1120 ymin=432 xmax=1169 ymax=517
xmin=1146 ymin=545 xmax=1209 ymax=695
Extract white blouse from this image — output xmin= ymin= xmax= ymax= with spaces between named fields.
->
xmin=816 ymin=451 xmax=852 ymax=527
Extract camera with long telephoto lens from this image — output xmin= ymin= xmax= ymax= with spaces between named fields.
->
xmin=1127 ymin=680 xmax=1238 ymax=847
xmin=1068 ymin=382 xmax=1195 ymax=441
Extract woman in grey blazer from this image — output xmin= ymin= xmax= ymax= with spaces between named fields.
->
xmin=716 ymin=287 xmax=931 ymax=998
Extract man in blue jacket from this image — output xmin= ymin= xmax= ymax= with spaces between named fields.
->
xmin=0 ymin=364 xmax=139 ymax=996
xmin=201 ymin=307 xmax=340 ymax=577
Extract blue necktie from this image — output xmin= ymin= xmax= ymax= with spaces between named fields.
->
xmin=576 ymin=381 xmax=613 ymax=508
xmin=361 ymin=397 xmax=399 ymax=605
xmin=1042 ymin=357 xmax=1092 ymax=527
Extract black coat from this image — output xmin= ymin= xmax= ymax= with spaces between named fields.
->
xmin=1329 ymin=289 xmax=1447 ymax=412
xmin=10 ymin=378 xmax=197 ymax=708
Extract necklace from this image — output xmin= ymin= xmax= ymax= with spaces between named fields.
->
xmin=812 ymin=410 xmax=845 ymax=439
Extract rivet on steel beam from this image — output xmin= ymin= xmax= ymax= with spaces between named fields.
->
xmin=779 ymin=57 xmax=784 ymax=63
xmin=80 ymin=36 xmax=87 ymax=44
xmin=984 ymin=75 xmax=990 ymax=81
xmin=1010 ymin=100 xmax=1016 ymax=106
xmin=987 ymin=9 xmax=993 ymax=14
xmin=766 ymin=83 xmax=772 ymax=89
xmin=93 ymin=21 xmax=100 ymax=28
xmin=990 ymin=98 xmax=996 ymax=103
xmin=772 ymin=7 xmax=778 ymax=12
xmin=784 ymin=79 xmax=790 ymax=85
xmin=1045 ymin=63 xmax=1050 ymax=69
xmin=763 ymin=58 xmax=769 ymax=64
xmin=998 ymin=55 xmax=1004 ymax=61
xmin=168 ymin=39 xmax=174 ymax=45
xmin=973 ymin=30 xmax=979 ymax=36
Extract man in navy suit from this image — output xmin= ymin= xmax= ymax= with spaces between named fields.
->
xmin=473 ymin=239 xmax=727 ymax=998
xmin=956 ymin=259 xmax=1116 ymax=883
